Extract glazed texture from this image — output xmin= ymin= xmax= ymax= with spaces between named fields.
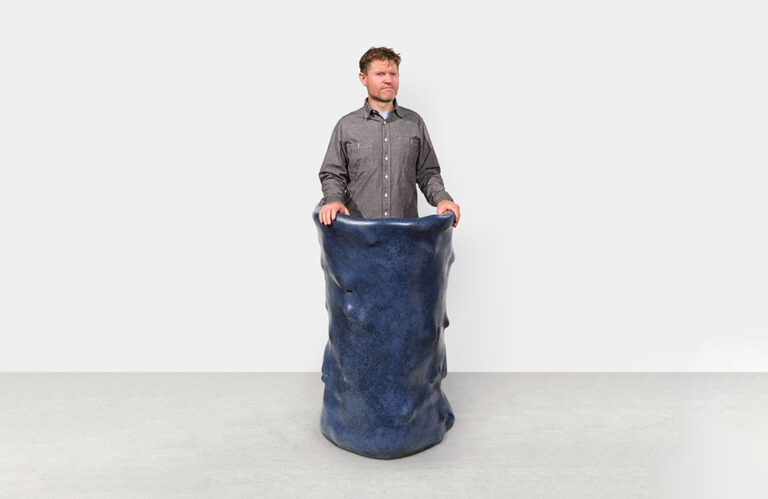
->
xmin=312 ymin=204 xmax=456 ymax=459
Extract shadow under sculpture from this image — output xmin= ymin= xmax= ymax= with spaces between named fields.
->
xmin=312 ymin=204 xmax=456 ymax=459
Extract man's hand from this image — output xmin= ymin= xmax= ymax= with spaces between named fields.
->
xmin=319 ymin=201 xmax=350 ymax=225
xmin=437 ymin=200 xmax=461 ymax=227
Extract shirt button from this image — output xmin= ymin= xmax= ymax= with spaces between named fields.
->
xmin=385 ymin=155 xmax=388 ymax=160
xmin=384 ymin=137 xmax=388 ymax=141
xmin=385 ymin=174 xmax=388 ymax=179
xmin=384 ymin=211 xmax=388 ymax=216
xmin=384 ymin=192 xmax=388 ymax=197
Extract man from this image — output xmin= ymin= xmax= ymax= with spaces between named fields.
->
xmin=318 ymin=47 xmax=461 ymax=227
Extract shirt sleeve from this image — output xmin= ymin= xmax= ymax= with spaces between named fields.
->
xmin=318 ymin=120 xmax=349 ymax=205
xmin=415 ymin=117 xmax=453 ymax=206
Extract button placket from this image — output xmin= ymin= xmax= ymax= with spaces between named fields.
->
xmin=383 ymin=121 xmax=391 ymax=217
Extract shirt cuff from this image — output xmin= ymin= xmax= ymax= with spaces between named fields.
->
xmin=432 ymin=191 xmax=453 ymax=205
xmin=322 ymin=194 xmax=346 ymax=205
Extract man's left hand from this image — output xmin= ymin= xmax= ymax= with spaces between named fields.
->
xmin=437 ymin=200 xmax=461 ymax=228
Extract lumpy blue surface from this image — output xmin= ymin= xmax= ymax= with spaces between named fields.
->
xmin=312 ymin=204 xmax=455 ymax=459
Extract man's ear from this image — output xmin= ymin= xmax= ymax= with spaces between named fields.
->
xmin=358 ymin=72 xmax=367 ymax=86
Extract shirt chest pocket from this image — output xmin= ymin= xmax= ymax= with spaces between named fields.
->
xmin=345 ymin=141 xmax=373 ymax=176
xmin=395 ymin=136 xmax=420 ymax=179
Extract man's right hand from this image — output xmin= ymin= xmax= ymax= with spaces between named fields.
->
xmin=319 ymin=201 xmax=350 ymax=225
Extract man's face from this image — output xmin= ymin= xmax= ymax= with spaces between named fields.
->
xmin=359 ymin=59 xmax=399 ymax=104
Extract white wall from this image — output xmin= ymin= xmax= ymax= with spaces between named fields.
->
xmin=1 ymin=0 xmax=766 ymax=371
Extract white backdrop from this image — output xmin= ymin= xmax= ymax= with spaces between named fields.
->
xmin=1 ymin=0 xmax=766 ymax=371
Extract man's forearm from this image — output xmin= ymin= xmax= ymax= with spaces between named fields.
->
xmin=319 ymin=120 xmax=349 ymax=206
xmin=417 ymin=163 xmax=453 ymax=206
xmin=319 ymin=171 xmax=347 ymax=206
xmin=415 ymin=118 xmax=453 ymax=207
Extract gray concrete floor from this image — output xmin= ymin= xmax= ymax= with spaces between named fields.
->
xmin=1 ymin=373 xmax=767 ymax=498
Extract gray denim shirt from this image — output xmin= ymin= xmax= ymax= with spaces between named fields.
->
xmin=318 ymin=98 xmax=453 ymax=219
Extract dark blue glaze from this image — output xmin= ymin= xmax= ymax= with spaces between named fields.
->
xmin=312 ymin=204 xmax=456 ymax=459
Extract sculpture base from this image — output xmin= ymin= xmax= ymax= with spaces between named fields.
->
xmin=320 ymin=393 xmax=455 ymax=459
xmin=320 ymin=419 xmax=454 ymax=460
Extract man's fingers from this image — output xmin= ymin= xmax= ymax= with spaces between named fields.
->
xmin=437 ymin=203 xmax=460 ymax=227
xmin=319 ymin=203 xmax=349 ymax=225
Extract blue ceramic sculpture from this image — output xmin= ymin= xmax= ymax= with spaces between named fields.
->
xmin=312 ymin=204 xmax=456 ymax=459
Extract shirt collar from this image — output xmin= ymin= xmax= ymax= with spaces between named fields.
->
xmin=363 ymin=97 xmax=404 ymax=120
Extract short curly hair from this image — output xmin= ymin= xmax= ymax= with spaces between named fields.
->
xmin=359 ymin=47 xmax=401 ymax=74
